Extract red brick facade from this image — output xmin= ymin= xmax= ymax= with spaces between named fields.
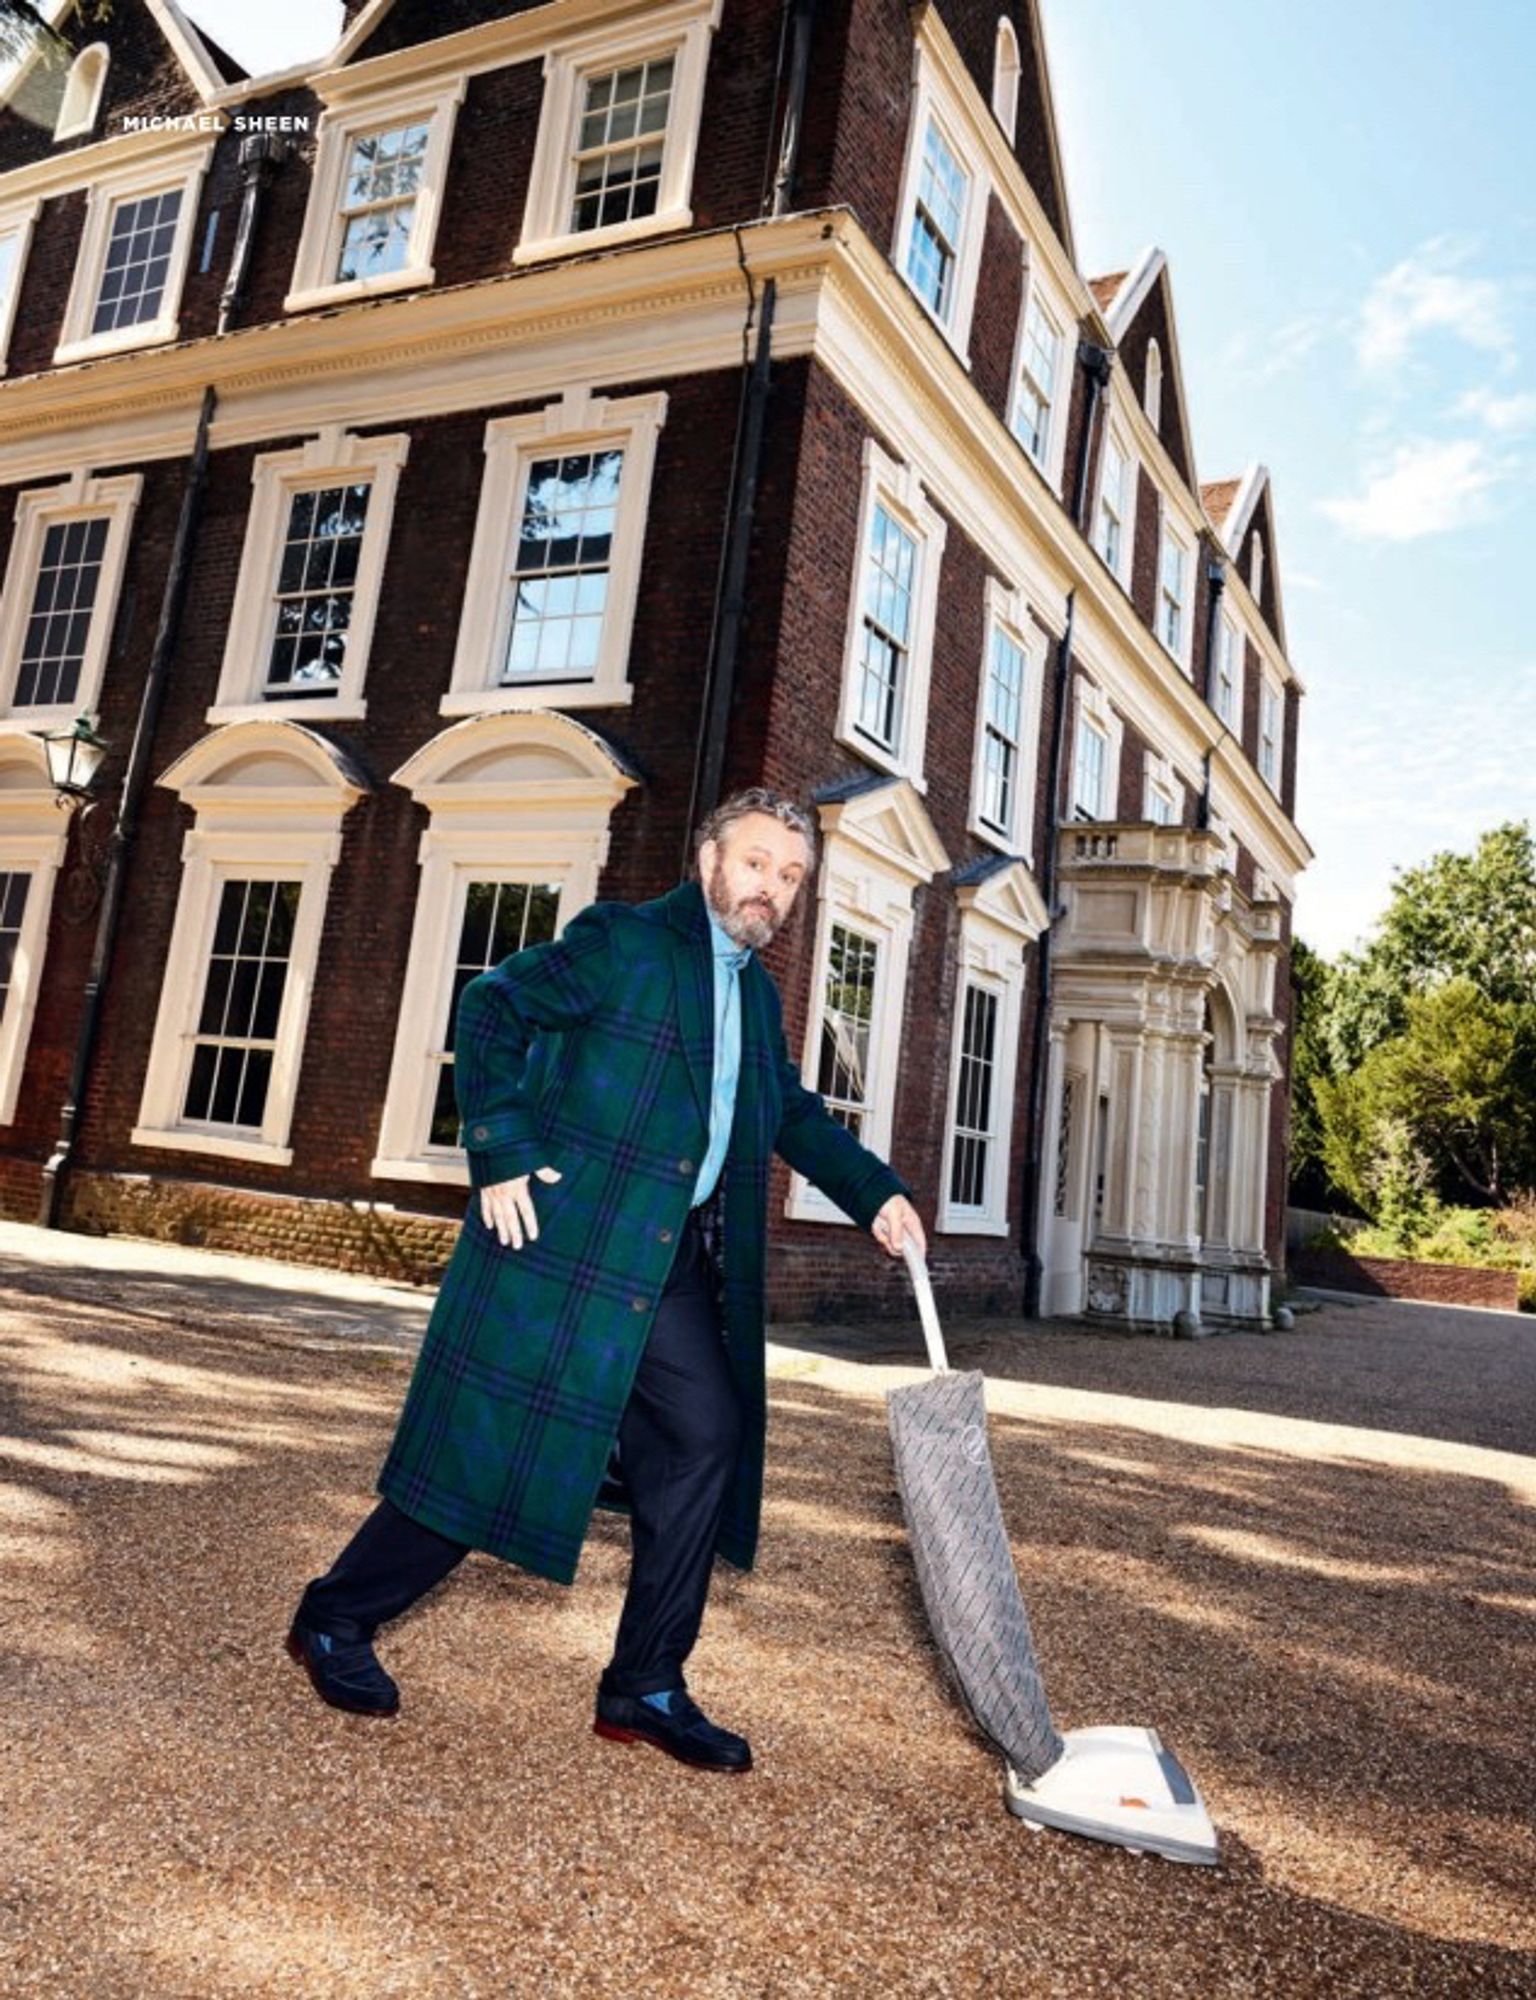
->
xmin=0 ymin=0 xmax=1306 ymax=1325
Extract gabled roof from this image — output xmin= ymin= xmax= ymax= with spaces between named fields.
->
xmin=0 ymin=0 xmax=233 ymax=111
xmin=1097 ymin=245 xmax=1199 ymax=496
xmin=1012 ymin=0 xmax=1076 ymax=265
xmin=1200 ymin=479 xmax=1242 ymax=538
xmin=1215 ymin=464 xmax=1287 ymax=651
xmin=1088 ymin=272 xmax=1126 ymax=316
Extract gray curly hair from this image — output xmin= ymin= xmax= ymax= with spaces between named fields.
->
xmin=693 ymin=787 xmax=817 ymax=872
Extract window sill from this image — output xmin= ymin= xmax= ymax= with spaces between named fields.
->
xmin=370 ymin=1154 xmax=469 ymax=1188
xmin=902 ymin=278 xmax=974 ymax=370
xmin=131 ymin=1125 xmax=293 ymax=1168
xmin=966 ymin=811 xmax=1031 ymax=868
xmin=439 ymin=682 xmax=634 ymax=718
xmin=513 ymin=208 xmax=692 ymax=267
xmin=785 ymin=1182 xmax=856 ymax=1226
xmin=54 ymin=320 xmax=178 ymax=366
xmin=937 ymin=1212 xmax=1011 ymax=1237
xmin=832 ymin=723 xmax=928 ymax=796
xmin=284 ymin=267 xmax=435 ymax=315
xmin=205 ymin=697 xmax=369 ymax=727
xmin=0 ymin=704 xmax=86 ymax=732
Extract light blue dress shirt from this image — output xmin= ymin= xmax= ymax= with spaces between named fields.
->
xmin=691 ymin=909 xmax=751 ymax=1206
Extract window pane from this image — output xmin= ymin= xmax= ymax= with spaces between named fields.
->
xmin=14 ymin=516 xmax=108 ymax=707
xmin=0 ymin=870 xmax=29 ymax=1017
xmin=949 ymin=982 xmax=999 ymax=1209
xmin=816 ymin=923 xmax=879 ymax=1137
xmin=91 ymin=189 xmax=181 ymax=333
xmin=429 ymin=879 xmax=562 ymax=1148
xmin=570 ymin=57 xmax=674 ymax=234
xmin=503 ymin=450 xmax=623 ymax=685
xmin=265 ymin=482 xmax=371 ymax=695
xmin=980 ymin=627 xmax=1026 ymax=835
xmin=182 ymin=879 xmax=301 ymax=1131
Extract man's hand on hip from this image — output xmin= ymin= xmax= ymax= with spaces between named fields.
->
xmin=480 ymin=1167 xmax=563 ymax=1249
xmin=870 ymin=1194 xmax=926 ymax=1259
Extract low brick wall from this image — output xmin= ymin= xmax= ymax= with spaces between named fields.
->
xmin=63 ymin=1170 xmax=458 ymax=1288
xmin=1292 ymin=1245 xmax=1521 ymax=1311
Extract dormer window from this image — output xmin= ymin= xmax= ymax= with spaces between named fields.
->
xmin=1249 ymin=532 xmax=1265 ymax=608
xmin=1145 ymin=337 xmax=1163 ymax=430
xmin=54 ymin=43 xmax=109 ymax=142
xmin=992 ymin=17 xmax=1022 ymax=141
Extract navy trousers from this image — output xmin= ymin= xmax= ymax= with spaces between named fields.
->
xmin=298 ymin=1210 xmax=742 ymax=1696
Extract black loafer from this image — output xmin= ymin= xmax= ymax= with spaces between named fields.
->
xmin=285 ymin=1619 xmax=400 ymax=1717
xmin=593 ymin=1688 xmax=752 ymax=1773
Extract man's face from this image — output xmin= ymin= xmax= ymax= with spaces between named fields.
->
xmin=701 ymin=812 xmax=812 ymax=950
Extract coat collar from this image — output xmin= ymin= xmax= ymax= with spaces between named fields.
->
xmin=660 ymin=880 xmax=715 ymax=1127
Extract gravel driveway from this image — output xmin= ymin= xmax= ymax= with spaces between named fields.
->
xmin=0 ymin=1223 xmax=1532 ymax=1997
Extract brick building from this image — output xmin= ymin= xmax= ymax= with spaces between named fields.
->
xmin=0 ymin=0 xmax=1310 ymax=1326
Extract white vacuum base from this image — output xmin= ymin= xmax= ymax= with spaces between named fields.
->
xmin=1005 ymin=1726 xmax=1219 ymax=1866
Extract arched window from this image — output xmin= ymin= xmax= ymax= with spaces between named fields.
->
xmin=54 ymin=43 xmax=109 ymax=142
xmin=992 ymin=16 xmax=1022 ymax=141
xmin=1249 ymin=531 xmax=1265 ymax=608
xmin=1144 ymin=337 xmax=1163 ymax=430
xmin=373 ymin=711 xmax=637 ymax=1183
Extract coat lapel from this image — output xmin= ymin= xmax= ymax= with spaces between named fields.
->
xmin=665 ymin=882 xmax=714 ymax=1130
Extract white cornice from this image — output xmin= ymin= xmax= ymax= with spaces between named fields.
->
xmin=0 ymin=115 xmax=225 ymax=204
xmin=0 ymin=206 xmax=1309 ymax=881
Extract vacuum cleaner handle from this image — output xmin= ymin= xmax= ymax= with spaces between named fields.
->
xmin=900 ymin=1237 xmax=950 ymax=1374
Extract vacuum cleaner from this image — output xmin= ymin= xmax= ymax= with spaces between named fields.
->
xmin=886 ymin=1240 xmax=1219 ymax=1867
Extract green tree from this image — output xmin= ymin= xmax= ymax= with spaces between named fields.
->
xmin=1315 ymin=979 xmax=1532 ymax=1208
xmin=1287 ymin=937 xmax=1337 ymax=1206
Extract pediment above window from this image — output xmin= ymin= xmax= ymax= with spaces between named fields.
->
xmin=812 ymin=774 xmax=950 ymax=884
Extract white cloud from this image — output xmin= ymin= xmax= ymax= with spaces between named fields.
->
xmin=1455 ymin=386 xmax=1536 ymax=434
xmin=1318 ymin=437 xmax=1500 ymax=541
xmin=1355 ymin=242 xmax=1513 ymax=372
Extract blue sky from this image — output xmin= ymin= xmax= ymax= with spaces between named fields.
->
xmin=187 ymin=0 xmax=1536 ymax=958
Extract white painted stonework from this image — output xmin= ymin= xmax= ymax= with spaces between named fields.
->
xmin=1040 ymin=823 xmax=1283 ymax=1331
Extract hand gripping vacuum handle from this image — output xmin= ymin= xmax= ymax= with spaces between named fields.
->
xmin=901 ymin=1237 xmax=950 ymax=1375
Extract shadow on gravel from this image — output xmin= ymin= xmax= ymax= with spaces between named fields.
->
xmin=0 ymin=1283 xmax=1532 ymax=1996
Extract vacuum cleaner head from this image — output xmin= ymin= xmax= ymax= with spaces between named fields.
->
xmin=1004 ymin=1726 xmax=1220 ymax=1867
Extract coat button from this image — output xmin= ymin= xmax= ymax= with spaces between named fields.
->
xmin=631 ymin=1296 xmax=649 ymax=1312
xmin=658 ymin=1227 xmax=674 ymax=1244
xmin=471 ymin=1125 xmax=488 ymax=1141
xmin=678 ymin=1157 xmax=695 ymax=1174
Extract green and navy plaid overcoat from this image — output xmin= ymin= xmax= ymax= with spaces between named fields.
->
xmin=377 ymin=879 xmax=906 ymax=1584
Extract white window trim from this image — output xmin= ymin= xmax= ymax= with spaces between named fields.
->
xmin=1008 ymin=259 xmax=1070 ymax=492
xmin=1069 ymin=677 xmax=1122 ymax=821
xmin=991 ymin=16 xmax=1022 ymax=142
xmin=53 ymin=142 xmax=214 ymax=365
xmin=133 ymin=725 xmax=364 ymax=1167
xmin=443 ymin=386 xmax=666 ymax=718
xmin=1258 ymin=672 xmax=1283 ymax=791
xmin=892 ymin=48 xmax=989 ymax=359
xmin=515 ymin=0 xmax=722 ymax=266
xmin=207 ymin=426 xmax=410 ymax=726
xmin=835 ymin=437 xmax=945 ymax=791
xmin=1144 ymin=337 xmax=1163 ymax=430
xmin=54 ymin=42 xmax=109 ymax=142
xmin=788 ymin=781 xmax=947 ymax=1224
xmin=1142 ymin=747 xmax=1182 ymax=825
xmin=939 ymin=907 xmax=1028 ymax=1235
xmin=285 ymin=76 xmax=466 ymax=314
xmin=1156 ymin=510 xmax=1195 ymax=674
xmin=967 ymin=576 xmax=1042 ymax=862
xmin=1214 ymin=611 xmax=1244 ymax=728
xmin=0 ymin=741 xmax=68 ymax=1126
xmin=0 ymin=196 xmax=41 ymax=374
xmin=372 ymin=713 xmax=634 ymax=1184
xmin=0 ymin=470 xmax=142 ymax=728
xmin=1093 ymin=407 xmax=1137 ymax=587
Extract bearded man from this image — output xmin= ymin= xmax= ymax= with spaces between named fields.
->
xmin=287 ymin=788 xmax=925 ymax=1771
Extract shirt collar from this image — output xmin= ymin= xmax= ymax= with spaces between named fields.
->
xmin=705 ymin=905 xmax=752 ymax=971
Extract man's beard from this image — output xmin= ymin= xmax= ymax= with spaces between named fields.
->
xmin=705 ymin=857 xmax=781 ymax=950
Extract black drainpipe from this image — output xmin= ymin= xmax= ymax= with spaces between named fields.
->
xmin=219 ymin=131 xmax=288 ymax=336
xmin=1019 ymin=339 xmax=1112 ymax=1317
xmin=684 ymin=0 xmax=817 ymax=860
xmin=1196 ymin=555 xmax=1226 ymax=829
xmin=39 ymin=384 xmax=219 ymax=1230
